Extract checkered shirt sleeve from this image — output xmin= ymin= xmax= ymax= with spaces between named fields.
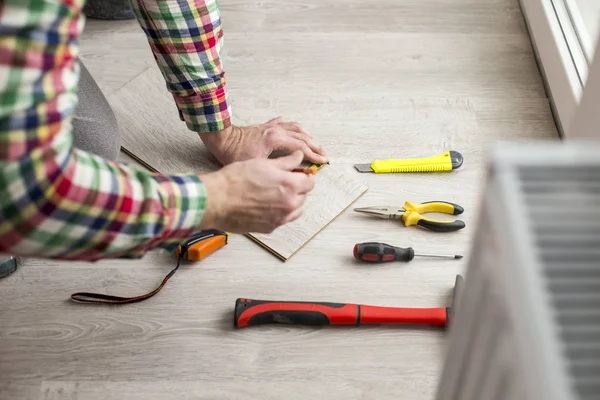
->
xmin=131 ymin=0 xmax=232 ymax=133
xmin=0 ymin=0 xmax=227 ymax=261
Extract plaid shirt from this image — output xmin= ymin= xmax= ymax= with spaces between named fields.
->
xmin=0 ymin=0 xmax=230 ymax=261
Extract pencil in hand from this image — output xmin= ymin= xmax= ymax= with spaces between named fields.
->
xmin=292 ymin=166 xmax=318 ymax=174
xmin=292 ymin=162 xmax=329 ymax=174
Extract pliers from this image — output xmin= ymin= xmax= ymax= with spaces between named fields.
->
xmin=354 ymin=201 xmax=465 ymax=232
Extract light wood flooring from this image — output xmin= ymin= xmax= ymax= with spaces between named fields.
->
xmin=0 ymin=0 xmax=559 ymax=399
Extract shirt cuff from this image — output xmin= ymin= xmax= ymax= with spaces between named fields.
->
xmin=115 ymin=171 xmax=210 ymax=259
xmin=174 ymin=83 xmax=232 ymax=133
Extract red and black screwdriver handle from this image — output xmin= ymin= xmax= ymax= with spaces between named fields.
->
xmin=354 ymin=242 xmax=414 ymax=262
xmin=234 ymin=298 xmax=450 ymax=328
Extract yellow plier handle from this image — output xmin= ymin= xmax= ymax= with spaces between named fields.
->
xmin=401 ymin=201 xmax=465 ymax=232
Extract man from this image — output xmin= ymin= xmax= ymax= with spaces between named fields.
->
xmin=0 ymin=0 xmax=327 ymax=266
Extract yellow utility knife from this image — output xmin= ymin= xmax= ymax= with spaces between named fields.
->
xmin=354 ymin=151 xmax=463 ymax=173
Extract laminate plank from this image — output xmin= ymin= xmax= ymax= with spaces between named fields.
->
xmin=218 ymin=0 xmax=527 ymax=34
xmin=222 ymin=34 xmax=545 ymax=102
xmin=81 ymin=29 xmax=542 ymax=99
xmin=78 ymin=19 xmax=155 ymax=95
xmin=37 ymin=379 xmax=435 ymax=400
xmin=107 ymin=67 xmax=368 ymax=260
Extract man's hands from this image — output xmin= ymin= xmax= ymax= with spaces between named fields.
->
xmin=196 ymin=117 xmax=327 ymax=234
xmin=198 ymin=151 xmax=315 ymax=234
xmin=198 ymin=117 xmax=328 ymax=165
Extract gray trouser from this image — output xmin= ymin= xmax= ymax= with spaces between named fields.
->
xmin=72 ymin=61 xmax=121 ymax=161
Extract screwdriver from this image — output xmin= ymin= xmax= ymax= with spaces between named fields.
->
xmin=353 ymin=242 xmax=463 ymax=263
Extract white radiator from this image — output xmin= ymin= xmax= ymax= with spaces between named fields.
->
xmin=436 ymin=141 xmax=600 ymax=400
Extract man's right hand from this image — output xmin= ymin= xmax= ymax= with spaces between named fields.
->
xmin=198 ymin=151 xmax=315 ymax=234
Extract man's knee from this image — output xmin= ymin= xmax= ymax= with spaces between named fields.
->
xmin=72 ymin=61 xmax=121 ymax=161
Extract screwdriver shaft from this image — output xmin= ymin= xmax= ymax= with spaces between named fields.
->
xmin=415 ymin=253 xmax=463 ymax=260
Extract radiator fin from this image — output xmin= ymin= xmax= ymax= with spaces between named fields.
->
xmin=520 ymin=165 xmax=600 ymax=400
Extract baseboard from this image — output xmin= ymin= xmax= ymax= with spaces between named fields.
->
xmin=519 ymin=0 xmax=583 ymax=137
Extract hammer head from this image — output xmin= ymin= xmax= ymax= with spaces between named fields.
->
xmin=446 ymin=274 xmax=464 ymax=328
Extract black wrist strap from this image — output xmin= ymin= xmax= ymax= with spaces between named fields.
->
xmin=70 ymin=257 xmax=182 ymax=304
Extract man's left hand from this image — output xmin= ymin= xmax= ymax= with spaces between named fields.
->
xmin=198 ymin=117 xmax=328 ymax=165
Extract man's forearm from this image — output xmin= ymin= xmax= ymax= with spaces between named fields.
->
xmin=0 ymin=0 xmax=211 ymax=261
xmin=130 ymin=0 xmax=232 ymax=133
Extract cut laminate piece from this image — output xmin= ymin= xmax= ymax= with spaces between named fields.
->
xmin=107 ymin=67 xmax=367 ymax=261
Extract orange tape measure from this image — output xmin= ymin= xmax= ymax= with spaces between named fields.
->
xmin=176 ymin=230 xmax=229 ymax=261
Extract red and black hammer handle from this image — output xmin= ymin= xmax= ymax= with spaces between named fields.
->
xmin=234 ymin=298 xmax=449 ymax=328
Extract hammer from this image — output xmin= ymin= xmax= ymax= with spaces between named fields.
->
xmin=234 ymin=275 xmax=463 ymax=329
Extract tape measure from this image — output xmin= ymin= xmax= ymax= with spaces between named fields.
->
xmin=176 ymin=229 xmax=229 ymax=261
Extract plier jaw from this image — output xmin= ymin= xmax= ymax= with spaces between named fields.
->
xmin=353 ymin=206 xmax=406 ymax=219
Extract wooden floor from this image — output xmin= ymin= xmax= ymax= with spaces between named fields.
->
xmin=0 ymin=0 xmax=559 ymax=399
